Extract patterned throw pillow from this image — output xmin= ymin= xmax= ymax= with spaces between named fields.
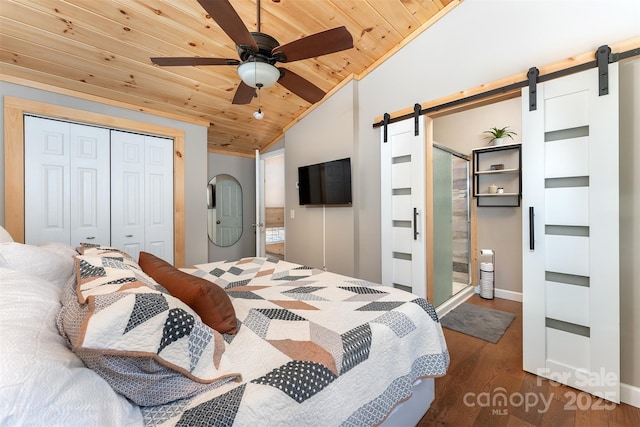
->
xmin=79 ymin=243 xmax=135 ymax=259
xmin=74 ymin=254 xmax=153 ymax=303
xmin=57 ymin=247 xmax=241 ymax=406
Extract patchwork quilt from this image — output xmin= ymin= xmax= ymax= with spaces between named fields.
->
xmin=141 ymin=258 xmax=449 ymax=426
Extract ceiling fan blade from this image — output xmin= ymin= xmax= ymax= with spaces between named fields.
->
xmin=273 ymin=26 xmax=353 ymax=63
xmin=277 ymin=68 xmax=325 ymax=104
xmin=151 ymin=57 xmax=240 ymax=66
xmin=232 ymin=81 xmax=257 ymax=105
xmin=197 ymin=0 xmax=258 ymax=51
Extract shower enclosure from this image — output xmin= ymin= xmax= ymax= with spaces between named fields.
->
xmin=432 ymin=144 xmax=471 ymax=307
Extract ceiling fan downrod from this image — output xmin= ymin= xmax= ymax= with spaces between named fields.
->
xmin=256 ymin=0 xmax=261 ymax=33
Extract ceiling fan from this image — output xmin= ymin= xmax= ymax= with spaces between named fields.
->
xmin=150 ymin=0 xmax=354 ymax=106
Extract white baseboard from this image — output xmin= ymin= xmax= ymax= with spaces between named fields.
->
xmin=473 ymin=286 xmax=523 ymax=302
xmin=621 ymin=382 xmax=640 ymax=408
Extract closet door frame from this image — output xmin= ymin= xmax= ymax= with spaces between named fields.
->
xmin=3 ymin=97 xmax=186 ymax=267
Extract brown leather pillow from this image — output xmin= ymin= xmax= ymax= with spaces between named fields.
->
xmin=138 ymin=252 xmax=238 ymax=334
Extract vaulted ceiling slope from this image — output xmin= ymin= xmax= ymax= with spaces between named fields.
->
xmin=0 ymin=0 xmax=457 ymax=156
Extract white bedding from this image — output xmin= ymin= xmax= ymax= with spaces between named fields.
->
xmin=0 ymin=238 xmax=448 ymax=426
xmin=0 ymin=266 xmax=142 ymax=426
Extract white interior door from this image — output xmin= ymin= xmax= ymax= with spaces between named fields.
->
xmin=111 ymin=130 xmax=174 ymax=263
xmin=25 ymin=116 xmax=110 ymax=246
xmin=144 ymin=135 xmax=174 ymax=264
xmin=255 ymin=149 xmax=265 ymax=257
xmin=69 ymin=123 xmax=110 ymax=246
xmin=522 ymin=64 xmax=620 ymax=402
xmin=256 ymin=148 xmax=285 ymax=258
xmin=25 ymin=116 xmax=71 ymax=245
xmin=111 ymin=131 xmax=145 ymax=261
xmin=216 ymin=175 xmax=243 ymax=247
xmin=381 ymin=118 xmax=426 ymax=299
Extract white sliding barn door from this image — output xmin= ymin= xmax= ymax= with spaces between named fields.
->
xmin=24 ymin=116 xmax=110 ymax=246
xmin=521 ymin=65 xmax=619 ymax=402
xmin=381 ymin=118 xmax=426 ymax=299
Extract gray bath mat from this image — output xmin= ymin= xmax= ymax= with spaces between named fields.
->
xmin=440 ymin=303 xmax=515 ymax=343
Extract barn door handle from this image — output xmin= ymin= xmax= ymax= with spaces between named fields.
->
xmin=529 ymin=207 xmax=535 ymax=250
xmin=413 ymin=208 xmax=419 ymax=240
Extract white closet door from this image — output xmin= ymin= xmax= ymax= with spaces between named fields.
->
xmin=144 ymin=135 xmax=174 ymax=264
xmin=110 ymin=131 xmax=146 ymax=261
xmin=522 ymin=65 xmax=619 ymax=402
xmin=69 ymin=124 xmax=111 ymax=246
xmin=381 ymin=118 xmax=426 ymax=298
xmin=24 ymin=117 xmax=71 ymax=245
xmin=25 ymin=117 xmax=110 ymax=246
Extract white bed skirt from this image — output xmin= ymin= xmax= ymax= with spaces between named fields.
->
xmin=381 ymin=378 xmax=435 ymax=427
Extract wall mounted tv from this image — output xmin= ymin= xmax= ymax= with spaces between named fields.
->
xmin=298 ymin=157 xmax=352 ymax=206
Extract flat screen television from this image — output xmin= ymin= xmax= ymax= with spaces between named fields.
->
xmin=298 ymin=157 xmax=352 ymax=205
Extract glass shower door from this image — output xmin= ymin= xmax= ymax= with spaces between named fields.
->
xmin=433 ymin=145 xmax=470 ymax=307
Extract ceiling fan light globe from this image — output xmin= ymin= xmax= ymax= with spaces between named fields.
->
xmin=238 ymin=62 xmax=280 ymax=89
xmin=253 ymin=109 xmax=264 ymax=120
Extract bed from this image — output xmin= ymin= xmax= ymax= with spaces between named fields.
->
xmin=0 ymin=232 xmax=448 ymax=427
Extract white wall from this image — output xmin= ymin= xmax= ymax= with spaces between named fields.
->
xmin=619 ymin=58 xmax=640 ymax=392
xmin=284 ymin=80 xmax=355 ymax=275
xmin=355 ymin=0 xmax=639 ymax=282
xmin=290 ymin=0 xmax=639 ymax=391
xmin=207 ymin=152 xmax=256 ymax=262
xmin=0 ymin=81 xmax=209 ymax=266
xmin=434 ymin=98 xmax=523 ymax=295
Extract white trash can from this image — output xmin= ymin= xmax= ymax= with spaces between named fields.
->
xmin=479 ymin=249 xmax=495 ymax=300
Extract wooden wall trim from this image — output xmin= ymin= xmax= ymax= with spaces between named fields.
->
xmin=424 ymin=116 xmax=435 ymax=304
xmin=0 ymin=75 xmax=210 ymax=128
xmin=3 ymin=96 xmax=186 ymax=267
xmin=374 ymin=36 xmax=640 ymax=124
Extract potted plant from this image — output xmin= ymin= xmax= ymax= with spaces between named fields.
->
xmin=483 ymin=126 xmax=517 ymax=145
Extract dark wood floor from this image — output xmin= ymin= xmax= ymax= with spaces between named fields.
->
xmin=419 ymin=295 xmax=640 ymax=426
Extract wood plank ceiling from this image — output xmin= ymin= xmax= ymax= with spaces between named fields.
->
xmin=0 ymin=0 xmax=457 ymax=156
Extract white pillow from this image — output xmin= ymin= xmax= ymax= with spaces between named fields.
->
xmin=0 ymin=225 xmax=13 ymax=243
xmin=0 ymin=268 xmax=142 ymax=427
xmin=0 ymin=242 xmax=75 ymax=288
xmin=39 ymin=241 xmax=79 ymax=258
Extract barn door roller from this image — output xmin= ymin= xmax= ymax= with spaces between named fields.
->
xmin=596 ymin=44 xmax=612 ymax=96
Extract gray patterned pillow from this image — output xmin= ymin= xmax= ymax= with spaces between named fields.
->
xmin=58 ymin=259 xmax=241 ymax=406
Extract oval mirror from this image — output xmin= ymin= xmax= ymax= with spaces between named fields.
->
xmin=207 ymin=174 xmax=243 ymax=247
